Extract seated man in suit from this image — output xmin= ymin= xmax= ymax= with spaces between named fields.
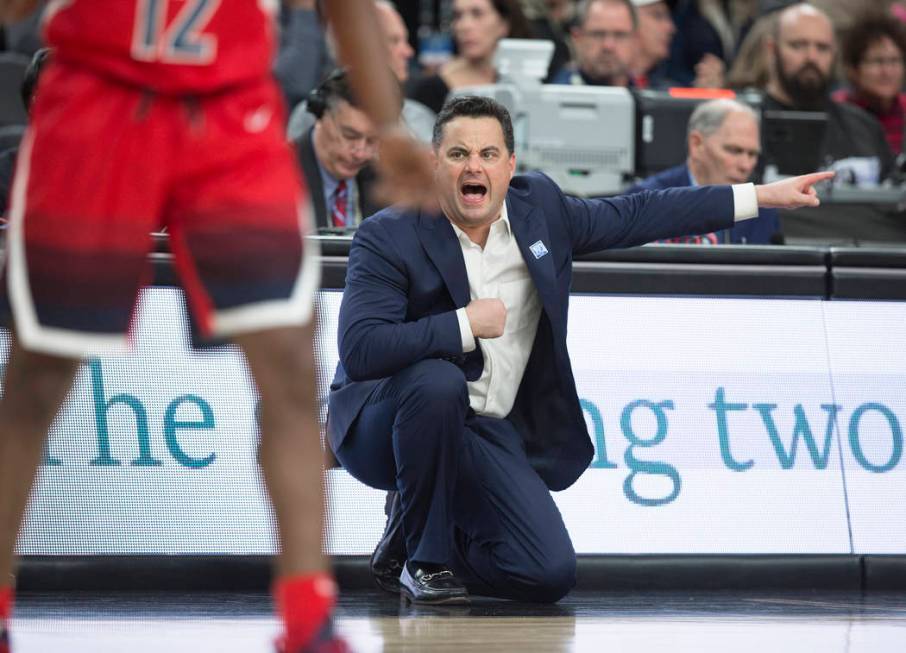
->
xmin=328 ymin=96 xmax=831 ymax=604
xmin=292 ymin=69 xmax=383 ymax=231
xmin=628 ymin=98 xmax=781 ymax=244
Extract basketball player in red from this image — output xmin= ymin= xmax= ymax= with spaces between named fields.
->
xmin=0 ymin=1 xmax=432 ymax=652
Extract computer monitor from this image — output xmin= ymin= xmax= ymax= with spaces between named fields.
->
xmin=760 ymin=109 xmax=828 ymax=178
xmin=520 ymin=85 xmax=635 ymax=196
xmin=633 ymin=90 xmax=705 ymax=178
xmin=493 ymin=38 xmax=554 ymax=87
xmin=451 ymin=82 xmax=635 ymax=196
xmin=447 ymin=39 xmax=635 ymax=196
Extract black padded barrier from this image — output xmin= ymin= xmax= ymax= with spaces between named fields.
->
xmin=864 ymin=556 xmax=906 ymax=591
xmin=155 ymin=235 xmax=906 ymax=301
xmin=830 ymin=247 xmax=906 ymax=300
xmin=570 ymin=245 xmax=828 ymax=296
xmin=312 ymin=237 xmax=850 ymax=299
xmin=17 ymin=554 xmax=868 ymax=592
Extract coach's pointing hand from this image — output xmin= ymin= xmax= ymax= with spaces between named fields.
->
xmin=755 ymin=171 xmax=836 ymax=209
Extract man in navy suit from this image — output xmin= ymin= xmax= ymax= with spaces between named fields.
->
xmin=327 ymin=96 xmax=831 ymax=605
xmin=627 ymin=98 xmax=781 ymax=244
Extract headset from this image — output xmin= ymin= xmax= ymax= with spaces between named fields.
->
xmin=306 ymin=68 xmax=348 ymax=119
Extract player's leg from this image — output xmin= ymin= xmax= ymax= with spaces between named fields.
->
xmin=168 ymin=77 xmax=344 ymax=652
xmin=0 ymin=60 xmax=166 ymax=651
xmin=232 ymin=324 xmax=342 ymax=652
xmin=0 ymin=339 xmax=79 ymax=649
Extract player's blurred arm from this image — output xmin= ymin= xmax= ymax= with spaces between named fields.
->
xmin=322 ymin=0 xmax=404 ymax=131
xmin=323 ymin=0 xmax=435 ymax=208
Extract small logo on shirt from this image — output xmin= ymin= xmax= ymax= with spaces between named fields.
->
xmin=244 ymin=106 xmax=272 ymax=133
xmin=530 ymin=240 xmax=549 ymax=259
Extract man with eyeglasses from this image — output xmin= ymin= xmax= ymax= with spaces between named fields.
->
xmin=761 ymin=3 xmax=905 ymax=245
xmin=834 ymin=12 xmax=906 ymax=156
xmin=294 ymin=69 xmax=384 ymax=232
xmin=763 ymin=3 xmax=894 ymax=183
xmin=550 ymin=0 xmax=638 ymax=87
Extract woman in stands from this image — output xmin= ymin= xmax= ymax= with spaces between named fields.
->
xmin=835 ymin=12 xmax=906 ymax=156
xmin=406 ymin=0 xmax=532 ymax=114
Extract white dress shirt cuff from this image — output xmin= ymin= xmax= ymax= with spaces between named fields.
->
xmin=456 ymin=308 xmax=476 ymax=353
xmin=731 ymin=183 xmax=759 ymax=222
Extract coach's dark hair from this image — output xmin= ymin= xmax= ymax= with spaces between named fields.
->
xmin=432 ymin=96 xmax=515 ymax=154
xmin=22 ymin=47 xmax=51 ymax=111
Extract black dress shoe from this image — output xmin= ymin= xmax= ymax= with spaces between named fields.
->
xmin=370 ymin=490 xmax=406 ymax=594
xmin=400 ymin=560 xmax=470 ymax=605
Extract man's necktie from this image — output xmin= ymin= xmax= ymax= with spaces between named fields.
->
xmin=332 ymin=179 xmax=349 ymax=228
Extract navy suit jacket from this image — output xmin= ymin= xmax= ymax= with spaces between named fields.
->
xmin=627 ymin=164 xmax=780 ymax=244
xmin=328 ymin=172 xmax=735 ymax=491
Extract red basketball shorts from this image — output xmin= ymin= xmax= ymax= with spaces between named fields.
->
xmin=2 ymin=61 xmax=317 ymax=357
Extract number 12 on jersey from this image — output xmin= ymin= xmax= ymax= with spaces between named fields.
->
xmin=132 ymin=0 xmax=221 ymax=64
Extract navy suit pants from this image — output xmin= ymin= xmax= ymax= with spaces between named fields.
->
xmin=333 ymin=359 xmax=576 ymax=603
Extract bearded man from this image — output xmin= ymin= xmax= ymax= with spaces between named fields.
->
xmin=762 ymin=3 xmax=893 ymax=183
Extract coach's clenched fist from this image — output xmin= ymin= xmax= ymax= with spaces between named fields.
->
xmin=465 ymin=298 xmax=507 ymax=339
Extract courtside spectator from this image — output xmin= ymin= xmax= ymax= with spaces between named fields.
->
xmin=835 ymin=13 xmax=906 ymax=156
xmin=287 ymin=1 xmax=436 ymax=143
xmin=667 ymin=0 xmax=759 ymax=87
xmin=762 ymin=3 xmax=894 ymax=183
xmin=727 ymin=10 xmax=777 ymax=90
xmin=629 ymin=0 xmax=676 ymax=88
xmin=407 ymin=0 xmax=532 ymax=114
xmin=293 ymin=70 xmax=383 ymax=231
xmin=628 ymin=98 xmax=781 ymax=244
xmin=550 ymin=0 xmax=637 ymax=87
xmin=374 ymin=1 xmax=436 ymax=142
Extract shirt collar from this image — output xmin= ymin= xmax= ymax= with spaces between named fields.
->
xmin=687 ymin=167 xmax=700 ymax=187
xmin=449 ymin=200 xmax=511 ymax=245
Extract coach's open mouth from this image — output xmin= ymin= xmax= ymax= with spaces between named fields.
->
xmin=460 ymin=181 xmax=488 ymax=205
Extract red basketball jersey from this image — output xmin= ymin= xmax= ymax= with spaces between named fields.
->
xmin=43 ymin=0 xmax=278 ymax=94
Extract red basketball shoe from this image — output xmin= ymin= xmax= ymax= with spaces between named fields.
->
xmin=275 ymin=620 xmax=351 ymax=653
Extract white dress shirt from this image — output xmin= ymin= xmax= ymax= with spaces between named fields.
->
xmin=451 ymin=183 xmax=759 ymax=418
xmin=452 ymin=202 xmax=542 ymax=418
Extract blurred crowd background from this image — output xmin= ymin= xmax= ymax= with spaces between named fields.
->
xmin=3 ymin=0 xmax=906 ymax=246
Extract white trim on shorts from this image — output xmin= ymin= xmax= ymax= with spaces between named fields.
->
xmin=209 ymin=198 xmax=320 ymax=337
xmin=7 ymin=137 xmax=318 ymax=356
xmin=7 ymin=129 xmax=129 ymax=359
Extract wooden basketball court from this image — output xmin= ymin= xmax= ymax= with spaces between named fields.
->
xmin=7 ymin=588 xmax=906 ymax=651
